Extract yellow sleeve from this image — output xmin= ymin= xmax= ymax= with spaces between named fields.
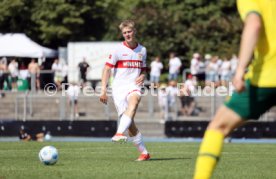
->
xmin=237 ymin=0 xmax=261 ymax=21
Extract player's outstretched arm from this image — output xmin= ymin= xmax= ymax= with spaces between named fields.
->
xmin=100 ymin=66 xmax=111 ymax=104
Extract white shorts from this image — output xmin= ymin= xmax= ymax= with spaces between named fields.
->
xmin=112 ymin=84 xmax=142 ymax=116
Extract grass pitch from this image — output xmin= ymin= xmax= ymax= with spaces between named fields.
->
xmin=0 ymin=141 xmax=276 ymax=179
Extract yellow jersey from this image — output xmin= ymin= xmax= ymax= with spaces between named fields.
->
xmin=237 ymin=0 xmax=276 ymax=87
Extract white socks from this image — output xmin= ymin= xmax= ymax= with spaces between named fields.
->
xmin=132 ymin=132 xmax=148 ymax=154
xmin=116 ymin=114 xmax=132 ymax=134
xmin=116 ymin=114 xmax=148 ymax=154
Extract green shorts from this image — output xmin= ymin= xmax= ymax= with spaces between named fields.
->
xmin=225 ymin=80 xmax=276 ymax=120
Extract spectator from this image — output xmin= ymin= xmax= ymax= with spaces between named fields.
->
xmin=78 ymin=58 xmax=90 ymax=84
xmin=28 ymin=58 xmax=40 ymax=91
xmin=179 ymin=74 xmax=197 ymax=116
xmin=158 ymin=83 xmax=168 ymax=121
xmin=8 ymin=59 xmax=19 ymax=91
xmin=220 ymin=57 xmax=231 ymax=87
xmin=197 ymin=56 xmax=206 ymax=83
xmin=166 ymin=80 xmax=178 ymax=112
xmin=191 ymin=53 xmax=206 ymax=84
xmin=18 ymin=129 xmax=44 ymax=142
xmin=204 ymin=54 xmax=212 ymax=67
xmin=66 ymin=82 xmax=81 ymax=119
xmin=150 ymin=56 xmax=163 ymax=86
xmin=168 ymin=52 xmax=182 ymax=81
xmin=205 ymin=56 xmax=220 ymax=87
xmin=190 ymin=53 xmax=200 ymax=78
xmin=52 ymin=59 xmax=63 ymax=90
xmin=1 ymin=58 xmax=11 ymax=91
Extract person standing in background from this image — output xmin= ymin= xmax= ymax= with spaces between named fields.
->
xmin=52 ymin=59 xmax=63 ymax=90
xmin=8 ymin=58 xmax=19 ymax=91
xmin=168 ymin=52 xmax=182 ymax=81
xmin=150 ymin=56 xmax=163 ymax=87
xmin=28 ymin=59 xmax=40 ymax=91
xmin=78 ymin=58 xmax=90 ymax=85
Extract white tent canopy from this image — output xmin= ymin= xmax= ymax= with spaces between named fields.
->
xmin=0 ymin=33 xmax=57 ymax=58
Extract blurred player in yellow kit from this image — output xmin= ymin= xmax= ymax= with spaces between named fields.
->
xmin=194 ymin=0 xmax=276 ymax=178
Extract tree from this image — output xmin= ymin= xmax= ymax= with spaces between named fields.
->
xmin=0 ymin=0 xmax=242 ymax=65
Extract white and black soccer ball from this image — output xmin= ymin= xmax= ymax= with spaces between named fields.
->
xmin=39 ymin=146 xmax=58 ymax=165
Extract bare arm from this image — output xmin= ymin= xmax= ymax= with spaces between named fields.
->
xmin=234 ymin=13 xmax=262 ymax=92
xmin=136 ymin=68 xmax=147 ymax=86
xmin=100 ymin=65 xmax=112 ymax=104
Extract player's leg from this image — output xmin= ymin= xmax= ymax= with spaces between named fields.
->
xmin=111 ymin=114 xmax=130 ymax=142
xmin=194 ymin=80 xmax=276 ymax=179
xmin=194 ymin=105 xmax=244 ymax=179
xmin=126 ymin=93 xmax=150 ymax=161
xmin=112 ymin=92 xmax=140 ymax=142
xmin=128 ymin=120 xmax=150 ymax=161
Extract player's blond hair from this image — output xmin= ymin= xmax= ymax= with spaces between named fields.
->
xmin=119 ymin=20 xmax=136 ymax=31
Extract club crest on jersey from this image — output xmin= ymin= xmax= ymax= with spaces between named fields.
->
xmin=138 ymin=53 xmax=143 ymax=60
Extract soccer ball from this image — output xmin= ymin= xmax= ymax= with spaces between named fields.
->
xmin=38 ymin=146 xmax=58 ymax=165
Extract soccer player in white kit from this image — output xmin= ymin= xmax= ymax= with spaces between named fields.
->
xmin=100 ymin=20 xmax=150 ymax=161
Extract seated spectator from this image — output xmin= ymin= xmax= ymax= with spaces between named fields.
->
xmin=18 ymin=129 xmax=44 ymax=142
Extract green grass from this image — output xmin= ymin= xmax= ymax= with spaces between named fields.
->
xmin=0 ymin=142 xmax=276 ymax=179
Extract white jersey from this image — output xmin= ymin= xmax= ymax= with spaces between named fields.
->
xmin=106 ymin=42 xmax=147 ymax=89
xmin=105 ymin=42 xmax=147 ymax=116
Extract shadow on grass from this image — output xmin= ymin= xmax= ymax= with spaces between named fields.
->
xmin=149 ymin=157 xmax=191 ymax=161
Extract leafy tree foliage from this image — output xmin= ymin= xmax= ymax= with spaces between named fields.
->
xmin=0 ymin=0 xmax=242 ymax=67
